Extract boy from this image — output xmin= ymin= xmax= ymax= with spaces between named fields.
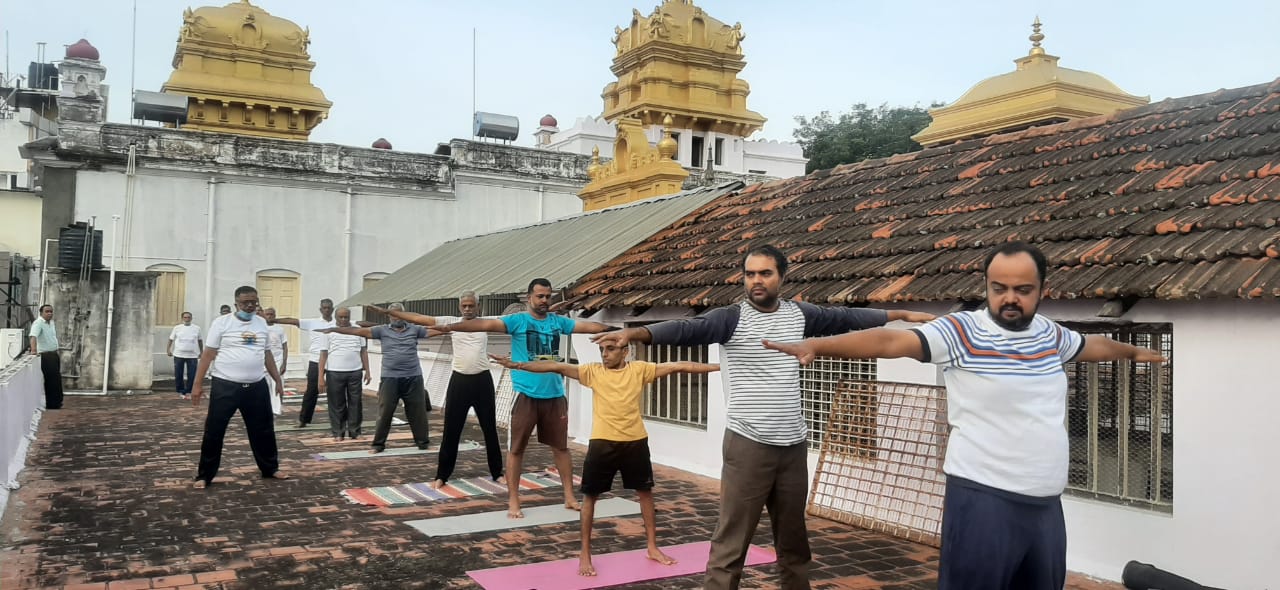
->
xmin=489 ymin=343 xmax=719 ymax=576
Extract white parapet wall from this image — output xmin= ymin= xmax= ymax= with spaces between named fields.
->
xmin=0 ymin=355 xmax=45 ymax=516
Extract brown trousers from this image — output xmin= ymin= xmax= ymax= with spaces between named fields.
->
xmin=705 ymin=430 xmax=811 ymax=590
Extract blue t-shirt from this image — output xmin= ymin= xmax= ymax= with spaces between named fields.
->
xmin=502 ymin=312 xmax=576 ymax=399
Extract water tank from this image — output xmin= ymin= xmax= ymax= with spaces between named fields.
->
xmin=58 ymin=223 xmax=103 ymax=270
xmin=133 ymin=90 xmax=189 ymax=124
xmin=27 ymin=62 xmax=58 ymax=91
xmin=473 ymin=112 xmax=519 ymax=141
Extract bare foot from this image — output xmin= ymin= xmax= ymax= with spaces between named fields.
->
xmin=368 ymin=448 xmax=384 ymax=454
xmin=494 ymin=475 xmax=507 ymax=485
xmin=564 ymin=498 xmax=582 ymax=512
xmin=429 ymin=479 xmax=445 ymax=489
xmin=646 ymin=546 xmax=677 ymax=565
xmin=192 ymin=479 xmax=208 ymax=489
xmin=507 ymin=499 xmax=524 ymax=519
xmin=266 ymin=471 xmax=290 ymax=480
xmin=331 ymin=436 xmax=341 ymax=443
xmin=577 ymin=556 xmax=596 ymax=576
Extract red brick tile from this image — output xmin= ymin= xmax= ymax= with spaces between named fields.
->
xmin=106 ymin=580 xmax=153 ymax=590
xmin=194 ymin=570 xmax=238 ymax=583
xmin=148 ymin=574 xmax=195 ymax=588
xmin=62 ymin=584 xmax=109 ymax=590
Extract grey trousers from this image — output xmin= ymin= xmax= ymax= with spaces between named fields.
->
xmin=371 ymin=375 xmax=432 ymax=451
xmin=705 ymin=430 xmax=811 ymax=590
xmin=325 ymin=369 xmax=364 ymax=437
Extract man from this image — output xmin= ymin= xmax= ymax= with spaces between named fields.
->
xmin=273 ymin=298 xmax=335 ymax=427
xmin=437 ymin=278 xmax=616 ymax=518
xmin=489 ymin=343 xmax=718 ymax=577
xmin=190 ymin=286 xmax=289 ymax=488
xmin=27 ymin=304 xmax=63 ymax=409
xmin=167 ymin=311 xmax=203 ymax=400
xmin=317 ymin=307 xmax=370 ymax=441
xmin=378 ymin=291 xmax=505 ymax=488
xmin=262 ymin=308 xmax=288 ymax=416
xmin=762 ymin=242 xmax=1167 ymax=590
xmin=322 ymin=303 xmax=436 ymax=454
xmin=593 ymin=244 xmax=935 ymax=590
xmin=219 ymin=304 xmax=231 ymax=316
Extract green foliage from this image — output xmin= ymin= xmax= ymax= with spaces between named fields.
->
xmin=792 ymin=103 xmax=941 ymax=173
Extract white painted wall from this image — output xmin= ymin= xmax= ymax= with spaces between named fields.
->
xmin=0 ymin=115 xmax=32 ymax=188
xmin=569 ymin=299 xmax=1278 ymax=588
xmin=0 ymin=190 xmax=42 ymax=255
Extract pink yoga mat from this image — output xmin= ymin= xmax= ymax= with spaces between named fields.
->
xmin=466 ymin=540 xmax=774 ymax=590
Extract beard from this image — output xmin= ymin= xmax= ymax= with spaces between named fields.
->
xmin=748 ymin=291 xmax=778 ymax=310
xmin=988 ymin=303 xmax=1037 ymax=331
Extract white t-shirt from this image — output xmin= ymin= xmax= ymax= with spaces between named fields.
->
xmin=169 ymin=323 xmax=203 ymax=358
xmin=322 ymin=332 xmax=366 ymax=373
xmin=299 ymin=318 xmax=337 ymax=363
xmin=913 ymin=310 xmax=1084 ymax=497
xmin=207 ymin=313 xmax=271 ymax=384
xmin=437 ymin=315 xmax=491 ymax=375
xmin=267 ymin=325 xmax=288 ymax=369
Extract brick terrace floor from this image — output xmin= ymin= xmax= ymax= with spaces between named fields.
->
xmin=0 ymin=384 xmax=1122 ymax=590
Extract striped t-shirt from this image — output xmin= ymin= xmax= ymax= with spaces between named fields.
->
xmin=647 ymin=300 xmax=888 ymax=446
xmin=913 ymin=311 xmax=1084 ymax=497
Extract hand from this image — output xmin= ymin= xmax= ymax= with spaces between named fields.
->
xmin=363 ymin=373 xmax=371 ymax=385
xmin=369 ymin=305 xmax=389 ymax=314
xmin=1133 ymin=348 xmax=1168 ymax=363
xmin=274 ymin=378 xmax=285 ymax=393
xmin=432 ymin=324 xmax=453 ymax=333
xmin=28 ymin=349 xmax=37 ymax=356
xmin=895 ymin=311 xmax=937 ymax=323
xmin=591 ymin=329 xmax=631 ymax=347
xmin=761 ymin=339 xmax=817 ymax=366
xmin=191 ymin=384 xmax=203 ymax=406
xmin=488 ymin=354 xmax=518 ymax=369
xmin=166 ymin=350 xmax=173 ymax=357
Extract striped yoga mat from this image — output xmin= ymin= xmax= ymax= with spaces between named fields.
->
xmin=341 ymin=470 xmax=580 ymax=507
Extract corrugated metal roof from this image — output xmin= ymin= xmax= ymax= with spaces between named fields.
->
xmin=340 ymin=181 xmax=743 ymax=306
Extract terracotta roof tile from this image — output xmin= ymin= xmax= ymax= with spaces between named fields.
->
xmin=570 ymin=79 xmax=1280 ymax=308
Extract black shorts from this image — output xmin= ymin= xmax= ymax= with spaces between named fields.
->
xmin=580 ymin=438 xmax=654 ymax=496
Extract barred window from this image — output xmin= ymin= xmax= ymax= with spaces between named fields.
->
xmin=1061 ymin=322 xmax=1173 ymax=511
xmin=801 ymin=357 xmax=878 ymax=450
xmin=636 ymin=341 xmax=710 ymax=429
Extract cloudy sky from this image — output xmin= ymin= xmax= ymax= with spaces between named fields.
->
xmin=6 ymin=0 xmax=1278 ymax=152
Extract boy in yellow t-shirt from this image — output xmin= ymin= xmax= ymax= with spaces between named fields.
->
xmin=489 ymin=342 xmax=719 ymax=577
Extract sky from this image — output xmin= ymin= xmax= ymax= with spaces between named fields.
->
xmin=5 ymin=0 xmax=1279 ymax=153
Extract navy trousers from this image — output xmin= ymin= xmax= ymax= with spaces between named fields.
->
xmin=938 ymin=476 xmax=1066 ymax=590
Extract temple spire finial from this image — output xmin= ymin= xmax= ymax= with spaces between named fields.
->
xmin=1029 ymin=16 xmax=1046 ymax=56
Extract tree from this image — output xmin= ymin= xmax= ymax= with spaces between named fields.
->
xmin=792 ymin=103 xmax=941 ymax=173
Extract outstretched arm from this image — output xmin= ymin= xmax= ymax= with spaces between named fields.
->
xmin=572 ymin=320 xmax=617 ymax=334
xmin=654 ymin=361 xmax=720 ymax=378
xmin=762 ymin=328 xmax=926 ymax=365
xmin=373 ymin=305 xmax=439 ymax=327
xmin=437 ymin=318 xmax=507 ymax=333
xmin=271 ymin=317 xmax=299 ymax=326
xmin=319 ymin=326 xmax=374 ymax=338
xmin=591 ymin=326 xmax=652 ymax=348
xmin=886 ymin=310 xmax=937 ymax=323
xmin=488 ymin=354 xmax=580 ymax=380
xmin=1074 ymin=335 xmax=1167 ymax=363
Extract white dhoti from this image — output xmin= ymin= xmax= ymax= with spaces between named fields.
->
xmin=268 ymin=377 xmax=283 ymax=416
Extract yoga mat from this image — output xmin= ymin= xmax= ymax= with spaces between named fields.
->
xmin=313 ymin=440 xmax=480 ymax=460
xmin=342 ymin=470 xmax=580 ymax=507
xmin=408 ymin=497 xmax=640 ymax=538
xmin=299 ymin=431 xmax=420 ymax=446
xmin=276 ymin=417 xmax=406 ymax=432
xmin=466 ymin=540 xmax=775 ymax=590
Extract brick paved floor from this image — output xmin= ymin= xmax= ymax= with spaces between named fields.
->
xmin=0 ymin=387 xmax=1121 ymax=590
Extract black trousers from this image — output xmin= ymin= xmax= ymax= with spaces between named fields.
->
xmin=435 ymin=371 xmax=504 ymax=482
xmin=298 ymin=361 xmax=321 ymax=424
xmin=937 ymin=476 xmax=1066 ymax=590
xmin=195 ymin=377 xmax=279 ymax=483
xmin=325 ymin=369 xmax=364 ymax=437
xmin=39 ymin=351 xmax=63 ymax=409
xmin=372 ymin=375 xmax=432 ymax=451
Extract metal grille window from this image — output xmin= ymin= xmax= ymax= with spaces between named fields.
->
xmin=801 ymin=357 xmax=877 ymax=450
xmin=636 ymin=342 xmax=710 ymax=428
xmin=1062 ymin=322 xmax=1173 ymax=511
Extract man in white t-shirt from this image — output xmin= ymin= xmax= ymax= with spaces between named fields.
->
xmin=167 ymin=311 xmax=203 ymax=400
xmin=262 ymin=308 xmax=289 ymax=416
xmin=317 ymin=307 xmax=369 ymax=441
xmin=764 ymin=242 xmax=1166 ymax=590
xmin=190 ymin=286 xmax=289 ymax=489
xmin=378 ymin=291 xmax=505 ymax=488
xmin=273 ymin=298 xmax=335 ymax=427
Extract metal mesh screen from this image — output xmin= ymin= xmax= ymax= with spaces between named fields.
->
xmin=800 ymin=357 xmax=878 ymax=450
xmin=808 ymin=379 xmax=949 ymax=547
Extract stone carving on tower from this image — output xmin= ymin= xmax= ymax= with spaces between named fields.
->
xmin=578 ymin=114 xmax=689 ymax=211
xmin=162 ymin=0 xmax=331 ymax=140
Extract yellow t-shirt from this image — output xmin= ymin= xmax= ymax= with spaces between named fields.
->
xmin=578 ymin=361 xmax=658 ymax=442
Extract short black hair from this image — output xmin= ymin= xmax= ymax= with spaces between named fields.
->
xmin=219 ymin=304 xmax=231 ymax=311
xmin=527 ymin=278 xmax=552 ymax=293
xmin=983 ymin=241 xmax=1048 ymax=285
xmin=744 ymin=244 xmax=788 ymax=278
xmin=39 ymin=304 xmax=52 ymax=313
xmin=234 ymin=285 xmax=258 ymax=298
xmin=320 ymin=298 xmax=334 ymax=306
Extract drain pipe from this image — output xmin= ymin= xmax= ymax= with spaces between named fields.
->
xmin=343 ymin=187 xmax=353 ymax=299
xmin=204 ymin=177 xmax=217 ymax=320
xmin=101 ymin=214 xmax=120 ymax=394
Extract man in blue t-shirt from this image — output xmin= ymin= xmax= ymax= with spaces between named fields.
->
xmin=437 ymin=278 xmax=616 ymax=518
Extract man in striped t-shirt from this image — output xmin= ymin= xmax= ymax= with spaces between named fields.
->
xmin=764 ymin=242 xmax=1166 ymax=590
xmin=594 ymin=244 xmax=934 ymax=590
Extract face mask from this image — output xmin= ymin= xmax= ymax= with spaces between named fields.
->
xmin=234 ymin=310 xmax=254 ymax=321
xmin=390 ymin=319 xmax=407 ymax=330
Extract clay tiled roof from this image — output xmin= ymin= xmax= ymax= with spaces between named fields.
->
xmin=571 ymin=79 xmax=1280 ymax=310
